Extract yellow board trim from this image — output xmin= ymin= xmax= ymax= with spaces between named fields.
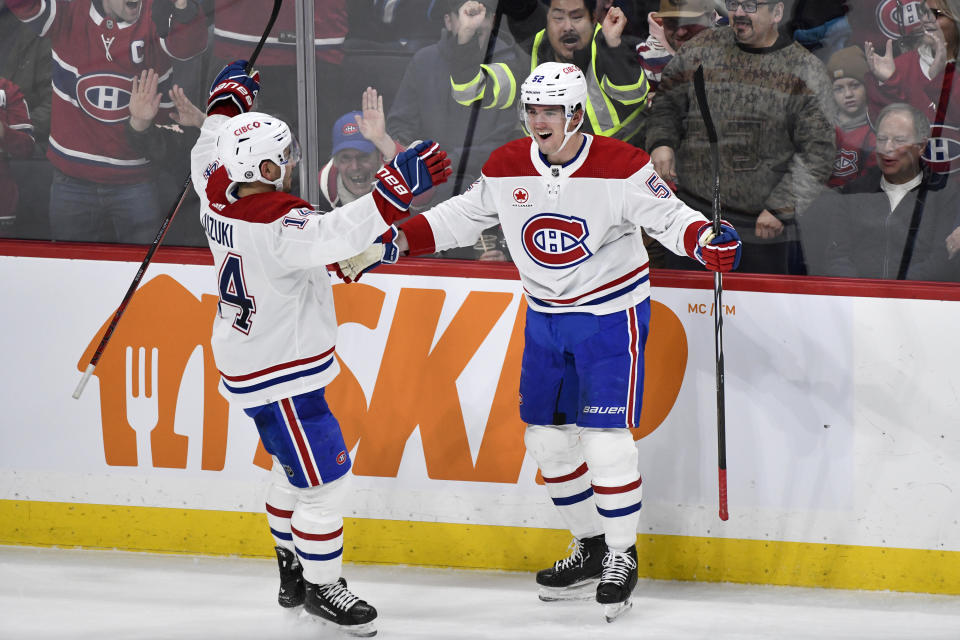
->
xmin=2 ymin=500 xmax=958 ymax=594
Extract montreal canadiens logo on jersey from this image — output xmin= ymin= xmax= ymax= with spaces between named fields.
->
xmin=522 ymin=213 xmax=592 ymax=268
xmin=833 ymin=149 xmax=860 ymax=177
xmin=876 ymin=0 xmax=925 ymax=39
xmin=76 ymin=74 xmax=133 ymax=123
xmin=923 ymin=125 xmax=960 ymax=174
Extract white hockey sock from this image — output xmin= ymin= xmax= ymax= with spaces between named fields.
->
xmin=291 ymin=508 xmax=344 ymax=586
xmin=265 ymin=460 xmax=298 ymax=552
xmin=525 ymin=424 xmax=602 ymax=539
xmin=581 ymin=428 xmax=642 ymax=551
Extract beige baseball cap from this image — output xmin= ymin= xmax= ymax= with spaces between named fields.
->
xmin=655 ymin=0 xmax=714 ymax=19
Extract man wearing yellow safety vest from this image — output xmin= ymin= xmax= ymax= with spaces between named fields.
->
xmin=451 ymin=0 xmax=650 ymax=144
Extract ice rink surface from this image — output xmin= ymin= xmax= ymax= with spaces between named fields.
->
xmin=2 ymin=545 xmax=959 ymax=640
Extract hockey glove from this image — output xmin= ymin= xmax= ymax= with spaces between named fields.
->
xmin=373 ymin=140 xmax=452 ymax=222
xmin=333 ymin=226 xmax=400 ymax=283
xmin=693 ymin=220 xmax=742 ymax=272
xmin=207 ymin=60 xmax=261 ymax=115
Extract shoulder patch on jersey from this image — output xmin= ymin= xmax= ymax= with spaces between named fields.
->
xmin=571 ymin=137 xmax=652 ymax=180
xmin=219 ymin=191 xmax=314 ymax=224
xmin=483 ymin=138 xmax=540 ymax=178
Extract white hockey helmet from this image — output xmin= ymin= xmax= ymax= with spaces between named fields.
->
xmin=216 ymin=112 xmax=300 ymax=190
xmin=519 ymin=62 xmax=588 ymax=152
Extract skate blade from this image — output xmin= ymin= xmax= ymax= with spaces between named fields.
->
xmin=298 ymin=610 xmax=377 ymax=637
xmin=537 ymin=578 xmax=599 ymax=602
xmin=603 ymin=599 xmax=633 ymax=623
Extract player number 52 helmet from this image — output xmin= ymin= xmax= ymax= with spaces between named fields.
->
xmin=519 ymin=62 xmax=588 ymax=152
xmin=216 ymin=112 xmax=300 ymax=190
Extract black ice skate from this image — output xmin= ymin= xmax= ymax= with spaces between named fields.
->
xmin=274 ymin=546 xmax=304 ymax=608
xmin=304 ymin=577 xmax=378 ymax=637
xmin=535 ymin=534 xmax=606 ymax=602
xmin=596 ymin=545 xmax=638 ymax=622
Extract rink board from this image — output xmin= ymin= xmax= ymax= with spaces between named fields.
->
xmin=1 ymin=247 xmax=959 ymax=594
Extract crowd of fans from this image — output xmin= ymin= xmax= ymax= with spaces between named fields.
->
xmin=1 ymin=0 xmax=959 ymax=281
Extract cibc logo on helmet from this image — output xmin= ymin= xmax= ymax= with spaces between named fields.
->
xmin=233 ymin=121 xmax=262 ymax=136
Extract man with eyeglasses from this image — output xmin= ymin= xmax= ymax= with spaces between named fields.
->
xmin=801 ymin=102 xmax=960 ymax=281
xmin=645 ymin=0 xmax=836 ymax=274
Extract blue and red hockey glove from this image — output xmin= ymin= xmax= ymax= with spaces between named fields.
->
xmin=373 ymin=141 xmax=452 ymax=223
xmin=332 ymin=226 xmax=400 ymax=283
xmin=692 ymin=220 xmax=742 ymax=272
xmin=207 ymin=60 xmax=260 ymax=116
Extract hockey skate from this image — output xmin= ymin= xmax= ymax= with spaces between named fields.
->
xmin=274 ymin=546 xmax=305 ymax=608
xmin=535 ymin=534 xmax=606 ymax=602
xmin=304 ymin=577 xmax=378 ymax=637
xmin=596 ymin=545 xmax=638 ymax=622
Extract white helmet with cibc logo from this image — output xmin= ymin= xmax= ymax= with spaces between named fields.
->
xmin=519 ymin=62 xmax=588 ymax=151
xmin=216 ymin=112 xmax=299 ymax=190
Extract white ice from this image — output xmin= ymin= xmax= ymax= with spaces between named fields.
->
xmin=2 ymin=545 xmax=959 ymax=640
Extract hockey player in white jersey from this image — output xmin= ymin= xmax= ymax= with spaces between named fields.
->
xmin=338 ymin=61 xmax=742 ymax=621
xmin=191 ymin=61 xmax=451 ymax=637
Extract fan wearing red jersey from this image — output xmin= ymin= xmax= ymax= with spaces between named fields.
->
xmin=338 ymin=61 xmax=741 ymax=622
xmin=6 ymin=0 xmax=207 ymax=243
xmin=189 ymin=62 xmax=450 ymax=638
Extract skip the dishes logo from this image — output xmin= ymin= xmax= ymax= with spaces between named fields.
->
xmin=77 ymin=275 xmax=687 ymax=478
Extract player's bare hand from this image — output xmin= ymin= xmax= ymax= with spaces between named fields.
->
xmin=865 ymin=39 xmax=895 ymax=82
xmin=755 ymin=209 xmax=784 ymax=240
xmin=168 ymin=84 xmax=204 ymax=128
xmin=601 ymin=6 xmax=627 ymax=48
xmin=456 ymin=1 xmax=491 ymax=45
xmin=650 ymin=146 xmax=677 ymax=182
xmin=946 ymin=226 xmax=960 ymax=259
xmin=129 ymin=69 xmax=161 ymax=132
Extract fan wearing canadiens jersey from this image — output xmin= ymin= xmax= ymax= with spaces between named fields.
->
xmin=6 ymin=0 xmax=207 ymax=243
xmin=190 ymin=62 xmax=451 ymax=637
xmin=338 ymin=61 xmax=741 ymax=621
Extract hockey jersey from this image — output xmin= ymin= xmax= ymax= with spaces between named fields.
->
xmin=213 ymin=0 xmax=346 ymax=66
xmin=190 ymin=115 xmax=390 ymax=408
xmin=829 ymin=121 xmax=877 ymax=188
xmin=403 ymin=134 xmax=709 ymax=315
xmin=0 ymin=77 xmax=36 ymax=219
xmin=7 ymin=0 xmax=207 ymax=183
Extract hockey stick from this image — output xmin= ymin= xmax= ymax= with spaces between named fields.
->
xmin=451 ymin=3 xmax=505 ymax=195
xmin=72 ymin=0 xmax=283 ymax=400
xmin=693 ymin=64 xmax=729 ymax=521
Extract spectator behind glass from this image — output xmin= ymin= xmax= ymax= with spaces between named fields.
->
xmin=801 ymin=102 xmax=960 ymax=281
xmin=636 ymin=0 xmax=717 ymax=100
xmin=0 ymin=3 xmax=51 ymax=146
xmin=6 ymin=0 xmax=208 ymax=244
xmin=826 ymin=46 xmax=877 ymax=188
xmin=321 ymin=90 xmax=400 ymax=210
xmin=646 ymin=0 xmax=836 ymax=275
xmin=388 ymin=0 xmax=523 ymax=202
xmin=212 ymin=0 xmax=347 ymax=156
xmin=0 ymin=77 xmax=35 ymax=228
xmin=789 ymin=0 xmax=850 ymax=62
xmin=502 ymin=0 xmax=651 ymax=143
xmin=865 ymin=0 xmax=960 ymax=176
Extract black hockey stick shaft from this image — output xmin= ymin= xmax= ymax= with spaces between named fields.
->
xmin=72 ymin=0 xmax=283 ymax=399
xmin=451 ymin=4 xmax=505 ymax=195
xmin=693 ymin=65 xmax=728 ymax=521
